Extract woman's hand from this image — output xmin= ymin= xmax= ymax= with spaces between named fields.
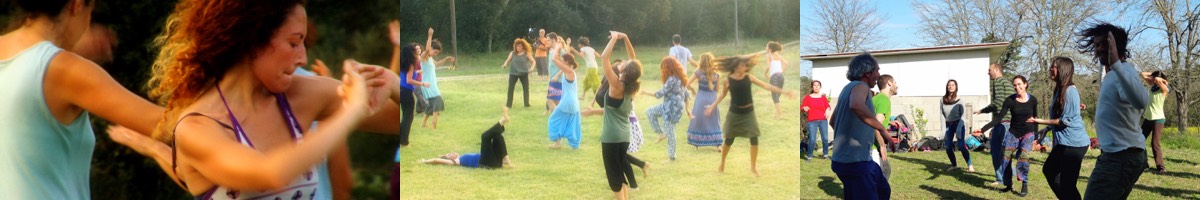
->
xmin=704 ymin=104 xmax=715 ymax=116
xmin=338 ymin=59 xmax=373 ymax=119
xmin=352 ymin=62 xmax=398 ymax=114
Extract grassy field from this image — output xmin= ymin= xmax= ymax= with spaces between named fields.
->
xmin=356 ymin=40 xmax=1200 ymax=199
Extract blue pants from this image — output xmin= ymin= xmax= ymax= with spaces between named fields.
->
xmin=806 ymin=120 xmax=830 ymax=158
xmin=990 ymin=123 xmax=1010 ymax=183
xmin=832 ymin=161 xmax=891 ymax=200
xmin=944 ymin=121 xmax=971 ymax=167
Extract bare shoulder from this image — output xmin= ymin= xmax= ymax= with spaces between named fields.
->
xmin=285 ymin=75 xmax=341 ymax=118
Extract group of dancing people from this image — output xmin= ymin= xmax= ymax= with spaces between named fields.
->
xmin=0 ymin=0 xmax=1176 ymax=199
xmin=824 ymin=23 xmax=1171 ymax=200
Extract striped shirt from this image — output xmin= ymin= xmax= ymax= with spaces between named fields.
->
xmin=981 ymin=75 xmax=1014 ymax=121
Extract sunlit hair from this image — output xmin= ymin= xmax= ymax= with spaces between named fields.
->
xmin=512 ymin=38 xmax=531 ymax=53
xmin=148 ymin=0 xmax=306 ymax=142
xmin=715 ymin=55 xmax=759 ymax=74
xmin=697 ymin=53 xmax=717 ymax=90
xmin=1050 ymin=56 xmax=1075 ymax=118
xmin=846 ymin=52 xmax=878 ymax=81
xmin=1077 ymin=22 xmax=1130 ymax=65
xmin=767 ymin=41 xmax=782 ymax=53
xmin=659 ymin=57 xmax=687 ymax=85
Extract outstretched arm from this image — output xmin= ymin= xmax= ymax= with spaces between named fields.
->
xmin=748 ymin=74 xmax=793 ymax=96
xmin=600 ymin=31 xmax=626 ymax=98
xmin=388 ymin=20 xmax=402 ymax=73
xmin=501 ymin=52 xmax=514 ymax=68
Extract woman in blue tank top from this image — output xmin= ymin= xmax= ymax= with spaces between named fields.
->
xmin=0 ymin=1 xmax=171 ymax=198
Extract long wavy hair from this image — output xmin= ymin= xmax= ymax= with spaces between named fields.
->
xmin=1050 ymin=57 xmax=1075 ymax=118
xmin=697 ymin=53 xmax=717 ymax=90
xmin=660 ymin=57 xmax=687 ymax=85
xmin=399 ymin=43 xmax=421 ymax=73
xmin=148 ymin=0 xmax=306 ymax=142
xmin=620 ymin=60 xmax=643 ymax=95
xmin=715 ymin=55 xmax=759 ymax=74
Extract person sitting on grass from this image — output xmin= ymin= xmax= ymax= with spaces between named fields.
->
xmin=418 ymin=108 xmax=514 ymax=169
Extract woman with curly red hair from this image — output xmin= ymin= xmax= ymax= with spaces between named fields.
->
xmin=642 ymin=57 xmax=691 ymax=160
xmin=147 ymin=0 xmax=403 ymax=199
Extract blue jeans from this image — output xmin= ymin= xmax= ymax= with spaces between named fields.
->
xmin=832 ymin=161 xmax=891 ymax=200
xmin=806 ymin=120 xmax=830 ymax=158
xmin=944 ymin=121 xmax=971 ymax=167
xmin=990 ymin=123 xmax=1010 ymax=183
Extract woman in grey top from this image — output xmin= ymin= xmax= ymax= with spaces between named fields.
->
xmin=941 ymin=80 xmax=973 ymax=172
xmin=501 ymin=38 xmax=537 ymax=108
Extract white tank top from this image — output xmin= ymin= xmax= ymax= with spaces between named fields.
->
xmin=767 ymin=59 xmax=783 ymax=75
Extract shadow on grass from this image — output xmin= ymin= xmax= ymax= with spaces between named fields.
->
xmin=890 ymin=155 xmax=993 ymax=188
xmin=919 ymin=185 xmax=988 ymax=200
xmin=1151 ymin=170 xmax=1200 ymax=179
xmin=818 ymin=176 xmax=843 ymax=198
xmin=1133 ymin=184 xmax=1200 ymax=200
xmin=1165 ymin=157 xmax=1200 ymax=166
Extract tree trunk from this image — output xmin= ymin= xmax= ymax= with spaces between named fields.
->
xmin=1176 ymin=90 xmax=1189 ymax=133
xmin=487 ymin=32 xmax=494 ymax=53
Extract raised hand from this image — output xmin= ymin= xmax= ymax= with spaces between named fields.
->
xmin=1104 ymin=31 xmax=1120 ymax=66
xmin=428 ymin=27 xmax=435 ymax=35
xmin=388 ymin=20 xmax=401 ymax=46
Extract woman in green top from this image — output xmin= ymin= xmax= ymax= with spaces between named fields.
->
xmin=1140 ymin=71 xmax=1169 ymax=173
xmin=582 ymin=31 xmax=642 ymax=200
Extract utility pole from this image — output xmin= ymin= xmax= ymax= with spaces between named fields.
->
xmin=734 ymin=0 xmax=740 ymax=47
xmin=450 ymin=0 xmax=458 ymax=66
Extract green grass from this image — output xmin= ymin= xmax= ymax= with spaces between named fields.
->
xmin=357 ymin=41 xmax=1200 ymax=199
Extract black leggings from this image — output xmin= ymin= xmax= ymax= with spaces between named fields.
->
xmin=479 ymin=123 xmax=508 ymax=168
xmin=602 ymin=142 xmax=634 ymax=192
xmin=724 ymin=137 xmax=760 ymax=146
xmin=506 ymin=74 xmax=531 ymax=108
xmin=625 ymin=154 xmax=644 ymax=188
xmin=1044 ymin=145 xmax=1087 ymax=200
xmin=398 ymin=88 xmax=415 ymax=145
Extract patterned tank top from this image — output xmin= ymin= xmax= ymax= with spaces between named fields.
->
xmin=176 ymin=87 xmax=320 ymax=200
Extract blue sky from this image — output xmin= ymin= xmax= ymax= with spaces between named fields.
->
xmin=797 ymin=0 xmax=923 ymax=77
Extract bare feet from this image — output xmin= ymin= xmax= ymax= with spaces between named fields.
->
xmin=499 ymin=107 xmax=511 ymax=125
xmin=752 ymin=169 xmax=761 ymax=177
xmin=549 ymin=141 xmax=562 ymax=149
xmin=968 ymin=166 xmax=976 ymax=172
xmin=655 ymin=134 xmax=666 ymax=144
xmin=642 ymin=163 xmax=650 ymax=177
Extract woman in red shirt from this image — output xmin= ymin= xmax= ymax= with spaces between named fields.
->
xmin=801 ymin=80 xmax=832 ymax=161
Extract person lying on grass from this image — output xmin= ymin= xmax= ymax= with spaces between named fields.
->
xmin=417 ymin=107 xmax=514 ymax=169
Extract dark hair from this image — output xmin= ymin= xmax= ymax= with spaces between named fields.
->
xmin=943 ymin=79 xmax=958 ymax=104
xmin=1012 ymin=75 xmax=1028 ymax=89
xmin=430 ymin=39 xmax=443 ymax=50
xmin=672 ymin=34 xmax=681 ymax=44
xmin=1150 ymin=70 xmax=1168 ymax=92
xmin=767 ymin=41 xmax=782 ymax=53
xmin=620 ymin=61 xmax=643 ymax=94
xmin=810 ymin=80 xmax=822 ymax=94
xmin=1077 ymin=22 xmax=1130 ymax=65
xmin=1050 ymin=56 xmax=1075 ymax=118
xmin=847 ymin=52 xmax=878 ymax=81
xmin=578 ymin=36 xmax=590 ymax=46
xmin=8 ymin=0 xmax=94 ymax=30
xmin=399 ymin=43 xmax=421 ymax=72
xmin=876 ymin=74 xmax=894 ymax=91
xmin=560 ymin=53 xmax=577 ymax=69
xmin=149 ymin=0 xmax=307 ymax=142
xmin=715 ymin=55 xmax=759 ymax=74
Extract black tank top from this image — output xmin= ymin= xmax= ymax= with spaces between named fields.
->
xmin=729 ymin=75 xmax=753 ymax=114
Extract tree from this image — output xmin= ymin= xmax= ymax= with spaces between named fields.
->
xmin=1147 ymin=0 xmax=1200 ymax=132
xmin=913 ymin=0 xmax=1029 ymax=46
xmin=804 ymin=0 xmax=885 ymax=53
